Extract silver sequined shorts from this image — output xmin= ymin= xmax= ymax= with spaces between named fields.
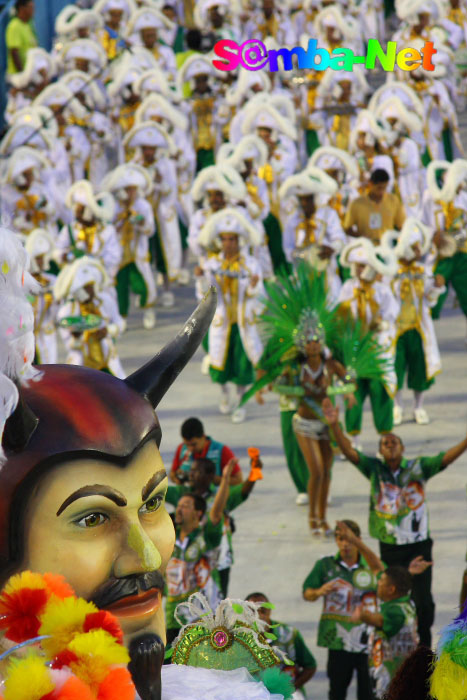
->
xmin=292 ymin=413 xmax=329 ymax=440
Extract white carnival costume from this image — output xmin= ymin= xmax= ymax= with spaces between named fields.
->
xmin=24 ymin=228 xmax=58 ymax=365
xmin=196 ymin=208 xmax=265 ymax=422
xmin=384 ymin=218 xmax=445 ymax=425
xmin=279 ymin=168 xmax=346 ymax=303
xmin=56 ymin=180 xmax=121 ymax=280
xmin=338 ymin=237 xmax=399 ymax=437
xmin=124 ymin=122 xmax=181 ymax=298
xmin=55 ymin=256 xmax=126 ymax=378
xmin=102 ymin=163 xmax=157 ymax=329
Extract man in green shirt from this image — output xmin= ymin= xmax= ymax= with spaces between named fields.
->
xmin=246 ymin=592 xmax=317 ymax=698
xmin=166 ymin=454 xmax=259 ymax=596
xmin=352 ymin=566 xmax=418 ymax=698
xmin=165 ymin=459 xmax=236 ymax=643
xmin=303 ymin=520 xmax=383 ymax=700
xmin=322 ymin=397 xmax=467 ymax=646
xmin=5 ymin=0 xmax=37 ymax=75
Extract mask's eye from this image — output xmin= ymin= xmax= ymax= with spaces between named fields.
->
xmin=76 ymin=513 xmax=108 ymax=528
xmin=140 ymin=493 xmax=164 ymax=514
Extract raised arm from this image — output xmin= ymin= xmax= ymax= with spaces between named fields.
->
xmin=335 ymin=521 xmax=384 ymax=576
xmin=321 ymin=398 xmax=360 ymax=465
xmin=441 ymin=433 xmax=467 ymax=468
xmin=209 ymin=459 xmax=236 ymax=525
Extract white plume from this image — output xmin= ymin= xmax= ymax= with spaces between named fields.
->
xmin=0 ymin=228 xmax=42 ymax=462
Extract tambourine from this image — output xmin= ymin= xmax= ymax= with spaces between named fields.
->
xmin=57 ymin=314 xmax=104 ymax=332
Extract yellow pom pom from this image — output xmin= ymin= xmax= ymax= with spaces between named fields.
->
xmin=4 ymin=655 xmax=54 ymax=700
xmin=2 ymin=571 xmax=47 ymax=595
xmin=68 ymin=629 xmax=130 ymax=689
xmin=431 ymin=653 xmax=467 ymax=700
xmin=1 ymin=261 xmax=9 ymax=274
xmin=39 ymin=597 xmax=97 ymax=658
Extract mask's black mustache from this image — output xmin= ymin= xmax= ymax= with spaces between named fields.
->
xmin=90 ymin=570 xmax=165 ymax=610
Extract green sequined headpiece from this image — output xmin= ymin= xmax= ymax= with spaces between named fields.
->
xmin=171 ymin=593 xmax=284 ymax=674
xmin=293 ymin=308 xmax=326 ymax=352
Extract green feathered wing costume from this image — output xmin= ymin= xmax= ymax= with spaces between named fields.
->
xmin=241 ymin=261 xmax=392 ymax=405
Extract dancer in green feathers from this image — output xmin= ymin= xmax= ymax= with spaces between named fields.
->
xmin=244 ymin=262 xmax=392 ymax=536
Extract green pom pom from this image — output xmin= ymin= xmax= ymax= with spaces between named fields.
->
xmin=232 ymin=603 xmax=244 ymax=614
xmin=258 ymin=667 xmax=295 ymax=700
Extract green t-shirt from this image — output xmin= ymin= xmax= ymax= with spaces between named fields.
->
xmin=5 ymin=17 xmax=37 ymax=74
xmin=165 ymin=517 xmax=223 ymax=629
xmin=369 ymin=596 xmax=418 ymax=698
xmin=166 ymin=483 xmax=248 ymax=569
xmin=354 ymin=451 xmax=446 ymax=545
xmin=273 ymin=620 xmax=317 ymax=670
xmin=303 ymin=554 xmax=377 ymax=652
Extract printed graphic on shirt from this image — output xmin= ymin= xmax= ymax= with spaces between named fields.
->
xmin=374 ymin=478 xmax=427 ymax=544
xmin=369 ymin=602 xmax=418 ymax=698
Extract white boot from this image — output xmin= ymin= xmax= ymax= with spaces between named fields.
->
xmin=161 ymin=291 xmax=175 ymax=308
xmin=201 ymin=355 xmax=211 ymax=375
xmin=142 ymin=308 xmax=156 ymax=330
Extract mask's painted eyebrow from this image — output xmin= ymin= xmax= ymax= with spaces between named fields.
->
xmin=56 ymin=485 xmax=127 ymax=516
xmin=142 ymin=470 xmax=167 ymax=502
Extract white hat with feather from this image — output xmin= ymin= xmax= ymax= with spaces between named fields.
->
xmin=123 ymin=120 xmax=175 ymax=154
xmin=279 ymin=167 xmax=338 ymax=200
xmin=386 ymin=217 xmax=433 ymax=261
xmin=198 ymin=207 xmax=262 ymax=249
xmin=134 ymin=94 xmax=188 ymax=130
xmin=191 ymin=164 xmax=247 ymax=203
xmin=65 ymin=180 xmax=116 ymax=222
xmin=55 ymin=6 xmax=103 ymax=36
xmin=9 ymin=48 xmax=55 ymax=89
xmin=225 ymin=71 xmax=271 ymax=107
xmin=427 ymin=159 xmax=467 ymax=202
xmin=4 ymin=147 xmax=51 ymax=185
xmin=54 ymin=255 xmax=110 ymax=302
xmin=60 ymin=38 xmax=108 ymax=71
xmin=101 ymin=163 xmax=153 ymax=198
xmin=25 ymin=228 xmax=56 ymax=272
xmin=241 ymin=103 xmax=297 ymax=141
xmin=340 ymin=236 xmax=398 ymax=277
xmin=307 ymin=146 xmax=359 ymax=179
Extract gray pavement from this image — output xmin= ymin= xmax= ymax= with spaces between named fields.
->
xmin=57 ymin=279 xmax=467 ymax=700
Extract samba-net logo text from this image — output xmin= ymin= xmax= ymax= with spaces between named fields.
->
xmin=212 ymin=39 xmax=437 ymax=73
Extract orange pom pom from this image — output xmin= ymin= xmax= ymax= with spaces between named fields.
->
xmin=0 ymin=588 xmax=49 ymax=642
xmin=97 ymin=668 xmax=135 ymax=700
xmin=56 ymin=676 xmax=95 ymax=700
xmin=83 ymin=611 xmax=123 ymax=644
xmin=42 ymin=574 xmax=75 ymax=601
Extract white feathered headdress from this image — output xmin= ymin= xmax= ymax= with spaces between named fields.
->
xmin=385 ymin=218 xmax=434 ymax=260
xmin=223 ymin=135 xmax=268 ymax=169
xmin=308 ymin=146 xmax=359 ymax=179
xmin=241 ymin=103 xmax=297 ymax=141
xmin=0 ymin=229 xmax=42 ymax=463
xmin=279 ymin=167 xmax=337 ymax=200
xmin=25 ymin=228 xmax=56 ymax=273
xmin=65 ymin=181 xmax=116 ymax=222
xmin=340 ymin=236 xmax=398 ymax=277
xmin=9 ymin=48 xmax=55 ymax=89
xmin=426 ymin=159 xmax=467 ymax=202
xmin=54 ymin=255 xmax=109 ymax=302
xmin=368 ymin=81 xmax=425 ymax=122
xmin=134 ymin=94 xmax=188 ymax=131
xmin=191 ymin=164 xmax=247 ymax=203
xmin=225 ymin=71 xmax=271 ymax=107
xmin=197 ymin=207 xmax=262 ymax=249
xmin=101 ymin=163 xmax=153 ymax=197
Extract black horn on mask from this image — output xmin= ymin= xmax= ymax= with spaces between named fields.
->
xmin=125 ymin=287 xmax=217 ymax=408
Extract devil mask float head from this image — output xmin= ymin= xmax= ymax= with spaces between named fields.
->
xmin=0 ymin=270 xmax=217 ymax=699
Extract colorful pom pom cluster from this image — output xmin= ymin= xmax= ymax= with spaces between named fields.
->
xmin=0 ymin=571 xmax=135 ymax=700
xmin=430 ymin=601 xmax=467 ymax=700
